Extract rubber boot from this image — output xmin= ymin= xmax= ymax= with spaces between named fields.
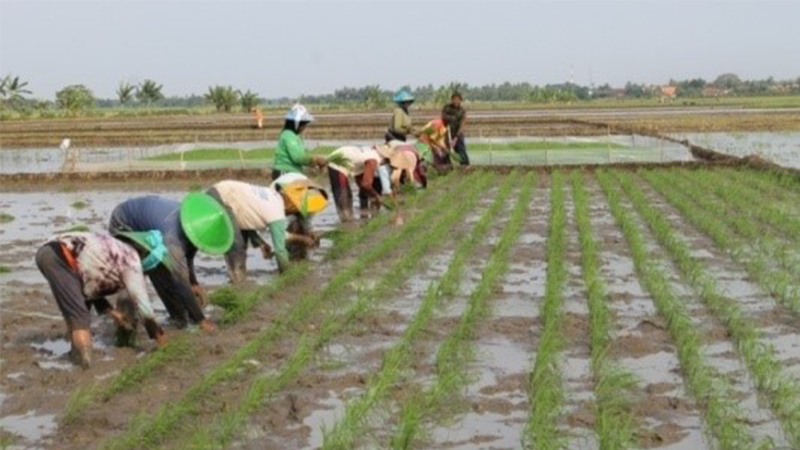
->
xmin=71 ymin=329 xmax=92 ymax=369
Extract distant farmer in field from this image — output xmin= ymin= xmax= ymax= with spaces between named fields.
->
xmin=207 ymin=176 xmax=327 ymax=279
xmin=418 ymin=118 xmax=454 ymax=173
xmin=442 ymin=91 xmax=469 ymax=166
xmin=108 ymin=193 xmax=234 ymax=332
xmin=251 ymin=107 xmax=265 ymax=129
xmin=35 ymin=231 xmax=167 ymax=368
xmin=327 ymin=145 xmax=394 ymax=221
xmin=272 ymin=104 xmax=327 ymax=180
xmin=386 ymin=90 xmax=415 ymax=142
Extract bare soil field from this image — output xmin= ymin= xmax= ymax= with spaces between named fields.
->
xmin=2 ymin=108 xmax=800 ymax=148
xmin=1 ymin=165 xmax=798 ymax=450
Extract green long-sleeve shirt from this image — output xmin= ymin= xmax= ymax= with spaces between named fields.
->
xmin=273 ymin=129 xmax=312 ymax=174
xmin=388 ymin=107 xmax=413 ymax=137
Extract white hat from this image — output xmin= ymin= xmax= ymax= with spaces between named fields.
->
xmin=285 ymin=104 xmax=314 ymax=128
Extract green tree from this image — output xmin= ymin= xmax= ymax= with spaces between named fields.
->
xmin=238 ymin=89 xmax=259 ymax=111
xmin=713 ymin=73 xmax=742 ymax=90
xmin=363 ymin=85 xmax=388 ymax=109
xmin=137 ymin=79 xmax=164 ymax=105
xmin=205 ymin=85 xmax=239 ymax=112
xmin=56 ymin=84 xmax=95 ymax=115
xmin=116 ymin=81 xmax=135 ymax=105
xmin=0 ymin=74 xmax=32 ymax=109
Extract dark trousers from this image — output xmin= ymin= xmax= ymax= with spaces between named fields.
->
xmin=207 ymin=187 xmax=267 ymax=283
xmin=271 ymin=169 xmax=283 ymax=181
xmin=385 ymin=130 xmax=407 ymax=143
xmin=355 ymin=174 xmax=383 ymax=210
xmin=328 ymin=167 xmax=354 ymax=221
xmin=35 ymin=242 xmax=111 ymax=331
xmin=453 ymin=134 xmax=469 ymax=166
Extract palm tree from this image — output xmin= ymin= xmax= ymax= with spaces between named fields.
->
xmin=117 ymin=81 xmax=135 ymax=105
xmin=0 ymin=74 xmax=32 ymax=108
xmin=238 ymin=89 xmax=259 ymax=112
xmin=205 ymin=85 xmax=238 ymax=112
xmin=136 ymin=79 xmax=164 ymax=105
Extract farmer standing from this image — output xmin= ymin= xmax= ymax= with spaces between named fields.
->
xmin=108 ymin=193 xmax=234 ymax=331
xmin=327 ymin=145 xmax=393 ymax=221
xmin=35 ymin=231 xmax=167 ymax=368
xmin=272 ymin=104 xmax=327 ymax=180
xmin=207 ymin=177 xmax=327 ymax=279
xmin=386 ymin=90 xmax=415 ymax=142
xmin=442 ymin=91 xmax=469 ymax=166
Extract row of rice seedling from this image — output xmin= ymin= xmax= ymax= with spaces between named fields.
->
xmin=524 ymin=170 xmax=567 ymax=450
xmin=59 ymin=174 xmax=463 ymax=426
xmin=682 ymin=170 xmax=800 ymax=242
xmin=570 ymin=171 xmax=637 ymax=450
xmin=185 ymin=171 xmax=503 ymax=450
xmin=100 ymin=172 xmax=488 ymax=450
xmin=628 ymin=171 xmax=800 ymax=446
xmin=389 ymin=172 xmax=535 ymax=450
xmin=596 ymin=170 xmax=762 ymax=450
xmin=751 ymin=168 xmax=800 ymax=195
xmin=321 ymin=172 xmax=524 ymax=450
xmin=643 ymin=170 xmax=800 ymax=312
xmin=723 ymin=169 xmax=800 ymax=213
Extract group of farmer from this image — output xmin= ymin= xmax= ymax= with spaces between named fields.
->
xmin=36 ymin=91 xmax=470 ymax=368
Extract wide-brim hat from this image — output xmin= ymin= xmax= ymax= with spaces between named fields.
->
xmin=389 ymin=147 xmax=418 ymax=173
xmin=179 ymin=192 xmax=234 ymax=255
xmin=374 ymin=144 xmax=394 ymax=160
xmin=281 ymin=180 xmax=329 ymax=216
xmin=115 ymin=230 xmax=173 ymax=271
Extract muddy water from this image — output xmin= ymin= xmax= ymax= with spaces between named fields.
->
xmin=669 ymin=132 xmax=800 ymax=169
xmin=622 ymin=181 xmax=792 ymax=448
xmin=0 ymin=185 xmax=339 ymax=447
xmin=585 ymin=178 xmax=708 ymax=450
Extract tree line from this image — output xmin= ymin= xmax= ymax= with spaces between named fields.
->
xmin=1 ymin=73 xmax=799 ymax=117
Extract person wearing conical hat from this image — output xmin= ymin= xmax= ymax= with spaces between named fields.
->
xmin=208 ymin=176 xmax=328 ymax=279
xmin=386 ymin=90 xmax=416 ymax=143
xmin=272 ymin=104 xmax=328 ymax=180
xmin=378 ymin=141 xmax=428 ymax=190
xmin=326 ymin=145 xmax=393 ymax=222
xmin=108 ymin=193 xmax=234 ymax=332
xmin=34 ymin=231 xmax=168 ymax=368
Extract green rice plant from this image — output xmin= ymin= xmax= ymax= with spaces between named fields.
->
xmin=326 ymin=152 xmax=353 ymax=169
xmin=571 ymin=171 xmax=637 ymax=450
xmin=100 ymin=172 xmax=489 ymax=450
xmin=0 ymin=213 xmax=14 ymax=224
xmin=643 ymin=170 xmax=800 ymax=312
xmin=390 ymin=173 xmax=534 ymax=450
xmin=61 ymin=334 xmax=193 ymax=424
xmin=70 ymin=200 xmax=89 ymax=209
xmin=523 ymin=170 xmax=568 ymax=450
xmin=62 ymin=174 xmax=461 ymax=427
xmin=56 ymin=224 xmax=90 ymax=233
xmin=625 ymin=171 xmax=800 ymax=446
xmin=182 ymin=172 xmax=498 ymax=450
xmin=321 ymin=172 xmax=525 ymax=450
xmin=0 ymin=265 xmax=11 ymax=274
xmin=597 ymin=170 xmax=760 ymax=450
xmin=683 ymin=169 xmax=800 ymax=243
xmin=722 ymin=169 xmax=800 ymax=214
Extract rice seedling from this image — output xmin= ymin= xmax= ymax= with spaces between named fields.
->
xmin=597 ymin=170 xmax=761 ymax=450
xmin=0 ymin=213 xmax=14 ymax=224
xmin=56 ymin=224 xmax=90 ymax=233
xmin=524 ymin=170 xmax=567 ymax=450
xmin=683 ymin=169 xmax=800 ymax=242
xmin=326 ymin=152 xmax=353 ymax=169
xmin=389 ymin=172 xmax=534 ymax=450
xmin=722 ymin=169 xmax=800 ymax=213
xmin=100 ymin=172 xmax=490 ymax=450
xmin=626 ymin=171 xmax=800 ymax=446
xmin=571 ymin=171 xmax=637 ymax=450
xmin=0 ymin=265 xmax=11 ymax=274
xmin=182 ymin=172 xmax=499 ymax=450
xmin=643 ymin=170 xmax=800 ymax=312
xmin=70 ymin=200 xmax=89 ymax=209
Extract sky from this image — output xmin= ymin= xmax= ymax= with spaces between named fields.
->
xmin=1 ymin=0 xmax=799 ymax=100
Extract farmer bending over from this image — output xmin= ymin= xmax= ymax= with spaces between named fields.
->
xmin=327 ymin=145 xmax=394 ymax=222
xmin=385 ymin=141 xmax=428 ymax=190
xmin=418 ymin=118 xmax=454 ymax=174
xmin=35 ymin=231 xmax=167 ymax=368
xmin=272 ymin=104 xmax=327 ymax=180
xmin=207 ymin=176 xmax=327 ymax=280
xmin=108 ymin=193 xmax=234 ymax=331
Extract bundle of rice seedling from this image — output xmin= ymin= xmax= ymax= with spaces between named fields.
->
xmin=326 ymin=152 xmax=353 ymax=169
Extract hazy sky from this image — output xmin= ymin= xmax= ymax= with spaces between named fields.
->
xmin=1 ymin=1 xmax=799 ymax=100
